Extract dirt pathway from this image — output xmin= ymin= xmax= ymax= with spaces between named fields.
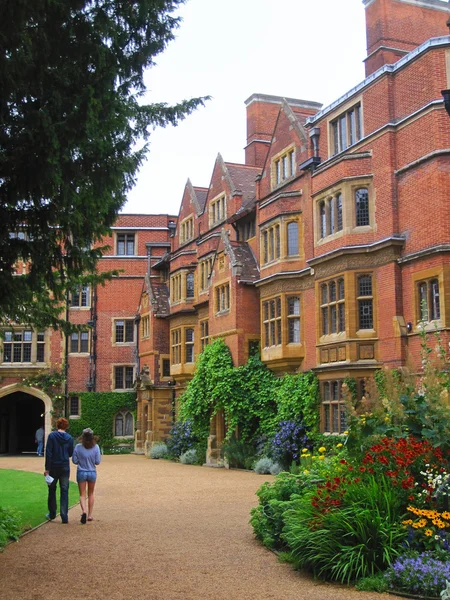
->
xmin=0 ymin=455 xmax=401 ymax=600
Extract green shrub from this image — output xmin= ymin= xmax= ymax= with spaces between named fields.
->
xmin=222 ymin=433 xmax=256 ymax=469
xmin=180 ymin=449 xmax=197 ymax=464
xmin=149 ymin=443 xmax=168 ymax=459
xmin=0 ymin=506 xmax=22 ymax=550
xmin=250 ymin=471 xmax=314 ymax=550
xmin=355 ymin=573 xmax=388 ymax=593
xmin=254 ymin=457 xmax=274 ymax=474
xmin=283 ymin=475 xmax=407 ymax=583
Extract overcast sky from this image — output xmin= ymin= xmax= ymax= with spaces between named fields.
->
xmin=123 ymin=0 xmax=367 ymax=216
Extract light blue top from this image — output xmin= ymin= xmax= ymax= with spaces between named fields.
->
xmin=72 ymin=443 xmax=101 ymax=472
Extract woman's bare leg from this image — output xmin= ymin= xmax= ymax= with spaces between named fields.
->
xmin=87 ymin=481 xmax=96 ymax=520
xmin=78 ymin=481 xmax=87 ymax=515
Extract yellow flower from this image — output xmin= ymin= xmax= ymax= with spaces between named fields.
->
xmin=302 ymin=448 xmax=308 ymax=453
xmin=402 ymin=519 xmax=413 ymax=525
xmin=442 ymin=512 xmax=450 ymax=520
xmin=336 ymin=443 xmax=343 ymax=448
xmin=417 ymin=519 xmax=427 ymax=528
xmin=425 ymin=529 xmax=433 ymax=537
xmin=318 ymin=447 xmax=326 ymax=453
xmin=412 ymin=522 xmax=421 ymax=529
xmin=303 ymin=470 xmax=309 ymax=475
xmin=311 ymin=456 xmax=317 ymax=460
xmin=343 ymin=431 xmax=349 ymax=435
xmin=318 ymin=455 xmax=325 ymax=461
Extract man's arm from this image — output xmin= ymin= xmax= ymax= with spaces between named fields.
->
xmin=44 ymin=435 xmax=53 ymax=473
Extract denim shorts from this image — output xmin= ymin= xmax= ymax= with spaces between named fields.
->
xmin=76 ymin=470 xmax=97 ymax=483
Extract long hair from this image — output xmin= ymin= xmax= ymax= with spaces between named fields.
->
xmin=80 ymin=429 xmax=96 ymax=449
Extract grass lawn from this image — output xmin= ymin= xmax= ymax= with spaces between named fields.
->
xmin=0 ymin=469 xmax=78 ymax=531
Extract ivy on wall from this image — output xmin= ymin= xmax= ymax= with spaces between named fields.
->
xmin=179 ymin=339 xmax=321 ymax=443
xmin=68 ymin=392 xmax=136 ymax=448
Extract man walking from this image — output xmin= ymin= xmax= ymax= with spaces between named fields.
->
xmin=35 ymin=425 xmax=44 ymax=456
xmin=44 ymin=417 xmax=73 ymax=524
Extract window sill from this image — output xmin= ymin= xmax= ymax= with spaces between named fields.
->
xmin=69 ymin=306 xmax=91 ymax=311
xmin=69 ymin=352 xmax=90 ymax=356
xmin=215 ymin=309 xmax=230 ymax=317
xmin=69 ymin=415 xmax=80 ymax=420
xmin=113 ymin=388 xmax=134 ymax=392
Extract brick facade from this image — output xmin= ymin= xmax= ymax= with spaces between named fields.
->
xmin=2 ymin=0 xmax=450 ymax=459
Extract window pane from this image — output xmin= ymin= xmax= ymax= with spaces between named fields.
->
xmin=337 ymin=194 xmax=343 ymax=231
xmin=116 ymin=321 xmax=124 ymax=343
xmin=287 ymin=222 xmax=299 ymax=255
xmin=321 ymin=284 xmax=328 ymax=304
xmin=70 ymin=333 xmax=79 ymax=353
xmin=431 ymin=279 xmax=440 ymax=320
xmin=329 ymin=197 xmax=335 ymax=234
xmin=338 ymin=278 xmax=345 ymax=300
xmin=359 ymin=300 xmax=373 ymax=329
xmin=23 ymin=343 xmax=32 ymax=362
xmin=70 ymin=397 xmax=79 ymax=416
xmin=338 ymin=303 xmax=346 ymax=332
xmin=288 ymin=297 xmax=300 ymax=315
xmin=125 ymin=320 xmax=134 ymax=343
xmin=115 ymin=368 xmax=124 ymax=389
xmin=329 ymin=281 xmax=336 ymax=302
xmin=322 ymin=307 xmax=329 ymax=335
xmin=124 ymin=413 xmax=133 ymax=436
xmin=115 ymin=414 xmax=123 ymax=436
xmin=3 ymin=344 xmax=11 ymax=362
xmin=125 ymin=367 xmax=134 ymax=388
xmin=330 ymin=305 xmax=337 ymax=333
xmin=324 ymin=404 xmax=330 ymax=432
xmin=320 ymin=202 xmax=326 ymax=238
xmin=80 ymin=332 xmax=89 ymax=353
xmin=126 ymin=235 xmax=134 ymax=255
xmin=358 ymin=275 xmax=372 ymax=296
xmin=186 ymin=273 xmax=194 ymax=298
xmin=288 ymin=318 xmax=300 ymax=343
xmin=355 ymin=188 xmax=369 ymax=226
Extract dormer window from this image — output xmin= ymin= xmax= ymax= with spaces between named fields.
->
xmin=210 ymin=195 xmax=226 ymax=227
xmin=272 ymin=147 xmax=295 ymax=188
xmin=180 ymin=216 xmax=194 ymax=244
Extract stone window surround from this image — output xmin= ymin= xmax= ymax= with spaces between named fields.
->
xmin=260 ymin=213 xmax=303 ymax=267
xmin=314 ymin=176 xmax=375 ymax=247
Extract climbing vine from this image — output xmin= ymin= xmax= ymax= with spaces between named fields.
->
xmin=178 ymin=339 xmax=321 ymax=444
xmin=67 ymin=392 xmax=136 ymax=449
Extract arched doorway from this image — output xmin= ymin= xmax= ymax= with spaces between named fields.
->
xmin=0 ymin=385 xmax=52 ymax=455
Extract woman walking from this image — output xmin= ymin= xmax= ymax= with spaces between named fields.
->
xmin=72 ymin=428 xmax=101 ymax=524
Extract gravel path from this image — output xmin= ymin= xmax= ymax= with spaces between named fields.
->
xmin=0 ymin=455 xmax=402 ymax=600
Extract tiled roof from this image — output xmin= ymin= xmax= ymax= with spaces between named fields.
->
xmin=229 ymin=241 xmax=259 ymax=282
xmin=225 ymin=163 xmax=260 ymax=208
xmin=148 ymin=279 xmax=170 ymax=316
xmin=194 ymin=188 xmax=208 ymax=212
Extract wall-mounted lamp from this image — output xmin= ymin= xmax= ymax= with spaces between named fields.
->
xmin=406 ymin=322 xmax=413 ymax=333
xmin=442 ymin=90 xmax=450 ymax=117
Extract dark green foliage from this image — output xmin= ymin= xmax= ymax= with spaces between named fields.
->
xmin=355 ymin=574 xmax=388 ymax=593
xmin=283 ymin=476 xmax=407 ymax=583
xmin=222 ymin=433 xmax=256 ymax=469
xmin=0 ymin=506 xmax=22 ymax=550
xmin=67 ymin=392 xmax=135 ymax=448
xmin=179 ymin=339 xmax=321 ymax=445
xmin=0 ymin=0 xmax=208 ymax=329
xmin=249 ymin=472 xmax=311 ymax=549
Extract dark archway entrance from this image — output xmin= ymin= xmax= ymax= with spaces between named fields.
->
xmin=0 ymin=392 xmax=45 ymax=455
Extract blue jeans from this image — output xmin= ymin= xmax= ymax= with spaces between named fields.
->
xmin=37 ymin=441 xmax=43 ymax=455
xmin=48 ymin=466 xmax=70 ymax=522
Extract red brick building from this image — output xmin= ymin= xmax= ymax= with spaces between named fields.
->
xmin=0 ymin=214 xmax=175 ymax=454
xmin=135 ymin=0 xmax=450 ymax=459
xmin=2 ymin=0 xmax=450 ymax=461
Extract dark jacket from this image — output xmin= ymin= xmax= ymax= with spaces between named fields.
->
xmin=45 ymin=431 xmax=74 ymax=471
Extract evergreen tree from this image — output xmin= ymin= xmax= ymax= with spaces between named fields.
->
xmin=0 ymin=0 xmax=207 ymax=328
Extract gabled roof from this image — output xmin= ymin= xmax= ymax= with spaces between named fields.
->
xmin=186 ymin=179 xmax=208 ymax=215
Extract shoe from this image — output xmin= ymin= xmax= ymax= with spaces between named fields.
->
xmin=80 ymin=513 xmax=87 ymax=524
xmin=46 ymin=513 xmax=55 ymax=520
xmin=61 ymin=520 xmax=68 ymax=524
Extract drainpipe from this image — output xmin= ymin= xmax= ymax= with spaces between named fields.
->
xmin=64 ymin=292 xmax=70 ymax=418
